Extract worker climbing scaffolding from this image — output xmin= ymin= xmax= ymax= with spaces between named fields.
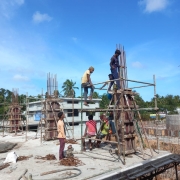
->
xmin=81 ymin=66 xmax=95 ymax=106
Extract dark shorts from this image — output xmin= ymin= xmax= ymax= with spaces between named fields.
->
xmin=96 ymin=133 xmax=106 ymax=139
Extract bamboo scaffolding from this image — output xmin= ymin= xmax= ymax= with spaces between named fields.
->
xmin=80 ymin=44 xmax=157 ymax=164
xmin=35 ymin=73 xmax=74 ymax=142
xmin=92 ymin=77 xmax=154 ymax=86
xmin=79 ymin=107 xmax=159 ymax=112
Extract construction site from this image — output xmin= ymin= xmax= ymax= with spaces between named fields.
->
xmin=0 ymin=44 xmax=180 ymax=180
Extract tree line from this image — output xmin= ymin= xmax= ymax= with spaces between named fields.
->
xmin=0 ymin=79 xmax=180 ymax=119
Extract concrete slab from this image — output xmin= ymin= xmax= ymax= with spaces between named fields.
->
xmin=0 ymin=142 xmax=17 ymax=153
xmin=0 ymin=125 xmax=171 ymax=180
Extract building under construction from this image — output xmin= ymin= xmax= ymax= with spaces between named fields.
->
xmin=80 ymin=45 xmax=180 ymax=179
xmin=1 ymin=45 xmax=180 ymax=180
xmin=1 ymin=89 xmax=24 ymax=135
xmin=36 ymin=73 xmax=74 ymax=141
xmin=38 ymin=73 xmax=61 ymax=140
xmin=81 ymin=44 xmax=156 ymax=164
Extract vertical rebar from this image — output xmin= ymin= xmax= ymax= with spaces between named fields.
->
xmin=50 ymin=74 xmax=53 ymax=95
xmin=124 ymin=51 xmax=127 ymax=88
xmin=121 ymin=45 xmax=124 ymax=89
xmin=49 ymin=72 xmax=51 ymax=95
xmin=55 ymin=74 xmax=57 ymax=91
xmin=119 ymin=44 xmax=123 ymax=89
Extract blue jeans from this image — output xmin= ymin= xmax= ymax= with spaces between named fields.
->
xmin=109 ymin=120 xmax=116 ymax=134
xmin=81 ymin=82 xmax=94 ymax=101
xmin=111 ymin=68 xmax=120 ymax=89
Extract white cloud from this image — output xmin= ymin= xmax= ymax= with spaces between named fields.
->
xmin=139 ymin=0 xmax=169 ymax=13
xmin=32 ymin=11 xmax=52 ymax=23
xmin=72 ymin=37 xmax=78 ymax=43
xmin=131 ymin=61 xmax=143 ymax=68
xmin=13 ymin=74 xmax=29 ymax=81
xmin=0 ymin=0 xmax=24 ymax=18
xmin=14 ymin=0 xmax=24 ymax=5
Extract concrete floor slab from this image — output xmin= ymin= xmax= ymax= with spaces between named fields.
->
xmin=0 ymin=125 xmax=171 ymax=180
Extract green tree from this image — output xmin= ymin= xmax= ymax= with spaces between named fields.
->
xmin=134 ymin=93 xmax=147 ymax=108
xmin=28 ymin=95 xmax=37 ymax=102
xmin=100 ymin=94 xmax=110 ymax=109
xmin=18 ymin=94 xmax=26 ymax=111
xmin=149 ymin=94 xmax=179 ymax=114
xmin=62 ymin=79 xmax=79 ymax=97
xmin=92 ymin=92 xmax=100 ymax=99
xmin=0 ymin=88 xmax=12 ymax=115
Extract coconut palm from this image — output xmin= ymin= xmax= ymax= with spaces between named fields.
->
xmin=62 ymin=79 xmax=79 ymax=97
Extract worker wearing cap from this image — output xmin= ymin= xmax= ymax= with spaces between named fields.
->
xmin=81 ymin=66 xmax=95 ymax=106
xmin=110 ymin=49 xmax=121 ymax=90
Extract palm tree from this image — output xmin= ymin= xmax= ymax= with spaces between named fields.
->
xmin=62 ymin=79 xmax=79 ymax=97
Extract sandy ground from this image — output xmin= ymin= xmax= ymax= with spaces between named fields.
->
xmin=0 ymin=125 xmax=171 ymax=180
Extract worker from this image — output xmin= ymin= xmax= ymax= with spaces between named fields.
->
xmin=100 ymin=74 xmax=114 ymax=92
xmin=57 ymin=111 xmax=66 ymax=160
xmin=81 ymin=66 xmax=95 ymax=106
xmin=66 ymin=145 xmax=74 ymax=158
xmin=82 ymin=114 xmax=97 ymax=151
xmin=96 ymin=114 xmax=110 ymax=148
xmin=107 ymin=111 xmax=116 ymax=140
xmin=100 ymin=74 xmax=115 ymax=100
xmin=110 ymin=49 xmax=122 ymax=90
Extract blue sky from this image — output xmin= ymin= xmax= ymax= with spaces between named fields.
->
xmin=0 ymin=0 xmax=180 ymax=101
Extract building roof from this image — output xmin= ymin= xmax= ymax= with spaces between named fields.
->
xmin=28 ymin=97 xmax=102 ymax=104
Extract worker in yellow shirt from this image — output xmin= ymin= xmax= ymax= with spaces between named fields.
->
xmin=96 ymin=114 xmax=110 ymax=147
xmin=81 ymin=66 xmax=95 ymax=106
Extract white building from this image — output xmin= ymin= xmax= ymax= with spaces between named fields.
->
xmin=27 ymin=98 xmax=101 ymax=125
xmin=177 ymin=108 xmax=180 ymax=114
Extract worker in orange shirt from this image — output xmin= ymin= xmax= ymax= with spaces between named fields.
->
xmin=57 ymin=111 xmax=66 ymax=160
